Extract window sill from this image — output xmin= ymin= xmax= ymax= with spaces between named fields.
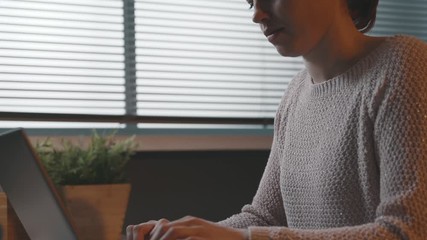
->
xmin=26 ymin=129 xmax=273 ymax=151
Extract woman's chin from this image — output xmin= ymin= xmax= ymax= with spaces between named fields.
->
xmin=274 ymin=45 xmax=301 ymax=57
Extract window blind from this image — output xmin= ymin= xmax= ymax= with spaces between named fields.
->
xmin=134 ymin=0 xmax=303 ymax=120
xmin=0 ymin=0 xmax=426 ymax=128
xmin=0 ymin=0 xmax=126 ymax=118
xmin=371 ymin=0 xmax=427 ymax=41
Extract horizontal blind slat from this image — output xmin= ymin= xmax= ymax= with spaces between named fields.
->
xmin=138 ymin=79 xmax=287 ymax=90
xmin=137 ymin=72 xmax=295 ymax=83
xmin=0 ymin=1 xmax=123 ymax=16
xmin=0 ymin=90 xmax=124 ymax=100
xmin=0 ymin=16 xmax=123 ymax=31
xmin=1 ymin=98 xmax=124 ymax=107
xmin=0 ymin=49 xmax=124 ymax=61
xmin=0 ymin=74 xmax=124 ymax=84
xmin=0 ymin=107 xmax=125 ymax=115
xmin=137 ymin=95 xmax=281 ymax=104
xmin=1 ymin=10 xmax=123 ymax=23
xmin=0 ymin=57 xmax=124 ymax=70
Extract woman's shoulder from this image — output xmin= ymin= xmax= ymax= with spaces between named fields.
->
xmin=367 ymin=35 xmax=426 ymax=87
xmin=389 ymin=35 xmax=427 ymax=48
xmin=367 ymin=35 xmax=427 ymax=115
xmin=288 ymin=69 xmax=308 ymax=90
xmin=280 ymin=69 xmax=308 ymax=102
xmin=274 ymin=69 xmax=307 ymax=121
xmin=384 ymin=35 xmax=426 ymax=81
xmin=383 ymin=35 xmax=427 ymax=65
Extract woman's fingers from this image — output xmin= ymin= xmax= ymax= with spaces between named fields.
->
xmin=138 ymin=216 xmax=246 ymax=240
xmin=172 ymin=216 xmax=208 ymax=227
xmin=127 ymin=217 xmax=206 ymax=240
xmin=126 ymin=225 xmax=134 ymax=240
xmin=126 ymin=220 xmax=157 ymax=240
xmin=160 ymin=226 xmax=202 ymax=240
xmin=149 ymin=216 xmax=208 ymax=240
xmin=148 ymin=218 xmax=171 ymax=240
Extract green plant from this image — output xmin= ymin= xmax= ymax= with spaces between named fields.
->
xmin=35 ymin=132 xmax=137 ymax=185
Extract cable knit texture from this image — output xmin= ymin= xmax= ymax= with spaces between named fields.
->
xmin=219 ymin=35 xmax=427 ymax=239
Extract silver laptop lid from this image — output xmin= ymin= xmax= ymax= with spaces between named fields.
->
xmin=0 ymin=129 xmax=79 ymax=240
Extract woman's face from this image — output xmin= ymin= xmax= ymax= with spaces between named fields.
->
xmin=249 ymin=0 xmax=344 ymax=57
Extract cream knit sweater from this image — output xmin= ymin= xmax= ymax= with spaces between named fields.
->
xmin=219 ymin=36 xmax=427 ymax=239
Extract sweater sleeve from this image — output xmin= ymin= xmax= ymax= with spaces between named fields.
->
xmin=247 ymin=38 xmax=427 ymax=239
xmin=218 ymin=104 xmax=287 ymax=228
xmin=217 ymin=72 xmax=307 ymax=228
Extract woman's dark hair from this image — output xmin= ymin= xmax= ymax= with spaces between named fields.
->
xmin=347 ymin=0 xmax=379 ymax=33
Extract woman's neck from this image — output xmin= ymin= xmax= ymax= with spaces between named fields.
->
xmin=303 ymin=26 xmax=385 ymax=84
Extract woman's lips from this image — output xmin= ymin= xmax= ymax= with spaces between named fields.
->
xmin=265 ymin=28 xmax=284 ymax=43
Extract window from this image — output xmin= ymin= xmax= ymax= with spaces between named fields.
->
xmin=0 ymin=0 xmax=126 ymax=128
xmin=0 ymin=0 xmax=426 ymax=129
xmin=134 ymin=0 xmax=302 ymax=122
xmin=371 ymin=0 xmax=427 ymax=40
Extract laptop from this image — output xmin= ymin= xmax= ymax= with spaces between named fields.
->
xmin=0 ymin=129 xmax=80 ymax=240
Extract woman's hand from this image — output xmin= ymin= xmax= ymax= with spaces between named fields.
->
xmin=126 ymin=216 xmax=248 ymax=240
xmin=126 ymin=219 xmax=167 ymax=240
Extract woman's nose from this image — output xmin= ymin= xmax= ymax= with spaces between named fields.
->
xmin=252 ymin=3 xmax=269 ymax=24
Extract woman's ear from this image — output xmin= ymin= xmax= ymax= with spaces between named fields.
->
xmin=346 ymin=0 xmax=379 ymax=33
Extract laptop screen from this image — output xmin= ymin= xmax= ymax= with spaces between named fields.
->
xmin=0 ymin=129 xmax=79 ymax=240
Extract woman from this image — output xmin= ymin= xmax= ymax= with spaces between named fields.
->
xmin=127 ymin=0 xmax=427 ymax=239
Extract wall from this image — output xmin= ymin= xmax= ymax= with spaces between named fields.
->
xmin=124 ymin=150 xmax=270 ymax=227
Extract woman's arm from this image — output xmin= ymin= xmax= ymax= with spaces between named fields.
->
xmin=218 ymin=133 xmax=287 ymax=228
xmin=217 ymin=73 xmax=304 ymax=229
